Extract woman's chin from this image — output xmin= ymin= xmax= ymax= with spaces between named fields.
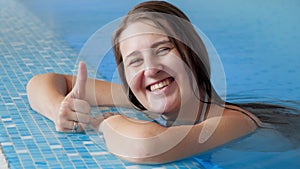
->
xmin=147 ymin=101 xmax=177 ymax=115
xmin=147 ymin=106 xmax=166 ymax=114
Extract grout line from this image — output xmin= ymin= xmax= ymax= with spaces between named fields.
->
xmin=0 ymin=144 xmax=9 ymax=169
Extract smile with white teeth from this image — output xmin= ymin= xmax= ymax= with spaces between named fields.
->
xmin=149 ymin=79 xmax=171 ymax=92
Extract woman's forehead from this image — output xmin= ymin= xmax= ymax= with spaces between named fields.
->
xmin=119 ymin=33 xmax=170 ymax=60
xmin=119 ymin=21 xmax=167 ymax=42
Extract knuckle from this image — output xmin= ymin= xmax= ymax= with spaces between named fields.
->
xmin=55 ymin=118 xmax=63 ymax=127
xmin=55 ymin=125 xmax=64 ymax=132
xmin=58 ymin=106 xmax=70 ymax=118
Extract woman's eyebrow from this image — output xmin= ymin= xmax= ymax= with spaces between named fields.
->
xmin=150 ymin=40 xmax=172 ymax=49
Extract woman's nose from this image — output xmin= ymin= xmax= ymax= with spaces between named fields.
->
xmin=144 ymin=67 xmax=162 ymax=77
xmin=143 ymin=58 xmax=163 ymax=77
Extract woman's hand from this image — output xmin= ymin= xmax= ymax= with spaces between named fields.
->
xmin=27 ymin=61 xmax=129 ymax=132
xmin=55 ymin=62 xmax=91 ymax=132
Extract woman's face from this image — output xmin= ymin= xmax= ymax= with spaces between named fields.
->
xmin=119 ymin=21 xmax=196 ymax=115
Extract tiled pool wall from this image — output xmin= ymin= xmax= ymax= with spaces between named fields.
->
xmin=0 ymin=0 xmax=208 ymax=168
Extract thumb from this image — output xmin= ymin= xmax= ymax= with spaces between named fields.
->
xmin=73 ymin=61 xmax=87 ymax=99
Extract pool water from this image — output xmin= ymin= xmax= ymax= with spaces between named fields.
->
xmin=1 ymin=0 xmax=299 ymax=168
xmin=20 ymin=0 xmax=300 ymax=108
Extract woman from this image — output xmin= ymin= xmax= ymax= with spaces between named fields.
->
xmin=27 ymin=1 xmax=261 ymax=164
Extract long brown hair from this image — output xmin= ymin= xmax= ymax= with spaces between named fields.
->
xmin=112 ymin=1 xmax=223 ymax=110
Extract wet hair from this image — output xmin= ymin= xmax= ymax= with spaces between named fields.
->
xmin=112 ymin=1 xmax=223 ymax=111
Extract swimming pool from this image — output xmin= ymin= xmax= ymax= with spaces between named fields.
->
xmin=1 ymin=0 xmax=299 ymax=168
xmin=21 ymin=0 xmax=300 ymax=108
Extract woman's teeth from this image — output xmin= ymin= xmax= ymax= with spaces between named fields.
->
xmin=150 ymin=79 xmax=171 ymax=91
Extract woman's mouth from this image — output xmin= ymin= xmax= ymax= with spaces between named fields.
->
xmin=147 ymin=77 xmax=174 ymax=92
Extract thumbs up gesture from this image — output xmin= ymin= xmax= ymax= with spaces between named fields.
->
xmin=55 ymin=62 xmax=91 ymax=132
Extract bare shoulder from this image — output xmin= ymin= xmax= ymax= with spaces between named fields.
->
xmin=222 ymin=103 xmax=262 ymax=127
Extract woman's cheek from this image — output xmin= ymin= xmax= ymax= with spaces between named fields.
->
xmin=126 ymin=69 xmax=147 ymax=102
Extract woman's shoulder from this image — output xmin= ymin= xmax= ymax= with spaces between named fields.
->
xmin=221 ymin=103 xmax=263 ymax=127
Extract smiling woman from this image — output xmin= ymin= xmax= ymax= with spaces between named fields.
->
xmin=114 ymin=19 xmax=216 ymax=124
xmin=27 ymin=1 xmax=261 ymax=164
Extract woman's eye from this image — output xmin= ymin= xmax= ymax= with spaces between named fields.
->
xmin=129 ymin=58 xmax=143 ymax=66
xmin=156 ymin=47 xmax=171 ymax=56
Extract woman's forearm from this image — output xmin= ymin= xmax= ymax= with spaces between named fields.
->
xmin=27 ymin=73 xmax=131 ymax=121
xmin=91 ymin=80 xmax=131 ymax=107
xmin=26 ymin=73 xmax=68 ymax=122
xmin=100 ymin=115 xmax=199 ymax=164
xmin=100 ymin=114 xmax=257 ymax=164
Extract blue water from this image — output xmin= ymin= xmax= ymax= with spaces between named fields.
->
xmin=18 ymin=0 xmax=300 ymax=168
xmin=20 ymin=0 xmax=300 ymax=109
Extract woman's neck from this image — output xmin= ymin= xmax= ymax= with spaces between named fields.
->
xmin=161 ymin=94 xmax=208 ymax=125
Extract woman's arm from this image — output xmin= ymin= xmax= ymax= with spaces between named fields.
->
xmin=27 ymin=73 xmax=129 ymax=113
xmin=26 ymin=62 xmax=130 ymax=131
xmin=26 ymin=73 xmax=69 ymax=122
xmin=100 ymin=111 xmax=257 ymax=164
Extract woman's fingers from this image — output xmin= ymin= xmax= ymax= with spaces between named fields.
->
xmin=56 ymin=97 xmax=91 ymax=132
xmin=69 ymin=99 xmax=91 ymax=123
xmin=55 ymin=63 xmax=116 ymax=133
xmin=56 ymin=120 xmax=87 ymax=132
xmin=71 ymin=112 xmax=91 ymax=124
xmin=103 ymin=112 xmax=115 ymax=119
xmin=70 ymin=99 xmax=91 ymax=114
xmin=72 ymin=62 xmax=87 ymax=99
xmin=55 ymin=62 xmax=92 ymax=133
